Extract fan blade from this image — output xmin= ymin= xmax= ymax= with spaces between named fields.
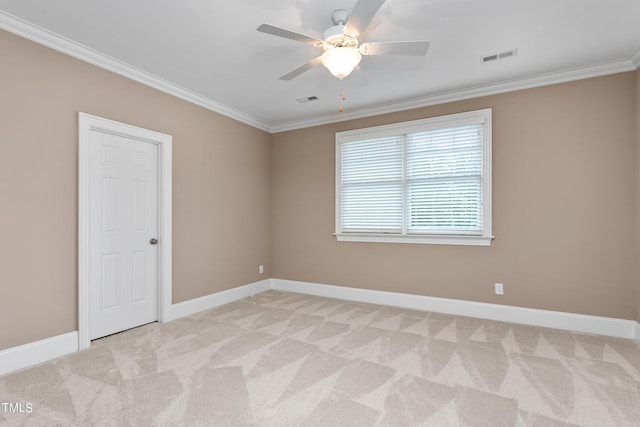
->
xmin=344 ymin=0 xmax=386 ymax=37
xmin=257 ymin=24 xmax=322 ymax=46
xmin=360 ymin=41 xmax=430 ymax=56
xmin=278 ymin=57 xmax=322 ymax=81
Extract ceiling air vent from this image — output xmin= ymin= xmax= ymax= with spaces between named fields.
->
xmin=483 ymin=48 xmax=518 ymax=63
xmin=297 ymin=96 xmax=319 ymax=103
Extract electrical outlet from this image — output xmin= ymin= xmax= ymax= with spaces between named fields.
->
xmin=259 ymin=264 xmax=264 ymax=274
xmin=495 ymin=283 xmax=504 ymax=295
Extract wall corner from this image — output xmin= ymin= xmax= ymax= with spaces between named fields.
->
xmin=636 ymin=68 xmax=640 ymax=323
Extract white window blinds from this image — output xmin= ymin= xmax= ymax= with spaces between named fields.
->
xmin=336 ymin=109 xmax=492 ymax=245
xmin=406 ymin=125 xmax=483 ymax=234
xmin=340 ymin=136 xmax=404 ymax=232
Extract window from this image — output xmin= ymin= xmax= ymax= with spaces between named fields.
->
xmin=335 ymin=109 xmax=493 ymax=246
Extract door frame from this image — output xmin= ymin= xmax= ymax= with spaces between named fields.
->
xmin=78 ymin=112 xmax=172 ymax=350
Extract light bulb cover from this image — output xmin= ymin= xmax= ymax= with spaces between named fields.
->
xmin=321 ymin=47 xmax=362 ymax=79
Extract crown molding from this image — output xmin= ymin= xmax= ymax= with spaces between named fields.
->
xmin=630 ymin=44 xmax=640 ymax=69
xmin=2 ymin=10 xmax=638 ymax=135
xmin=0 ymin=11 xmax=271 ymax=133
xmin=271 ymin=58 xmax=637 ymax=133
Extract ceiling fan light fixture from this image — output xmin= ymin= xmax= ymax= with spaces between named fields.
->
xmin=257 ymin=1 xmax=430 ymax=82
xmin=321 ymin=47 xmax=362 ymax=79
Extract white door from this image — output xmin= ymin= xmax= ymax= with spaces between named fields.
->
xmin=88 ymin=129 xmax=158 ymax=340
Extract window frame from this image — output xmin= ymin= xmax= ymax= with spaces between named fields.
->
xmin=335 ymin=108 xmax=493 ymax=246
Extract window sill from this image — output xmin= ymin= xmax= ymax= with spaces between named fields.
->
xmin=334 ymin=233 xmax=494 ymax=246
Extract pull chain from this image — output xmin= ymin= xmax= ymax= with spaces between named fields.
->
xmin=339 ymin=92 xmax=347 ymax=112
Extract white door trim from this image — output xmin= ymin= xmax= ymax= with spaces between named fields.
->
xmin=78 ymin=113 xmax=172 ymax=350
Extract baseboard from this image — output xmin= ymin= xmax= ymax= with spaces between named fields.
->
xmin=270 ymin=278 xmax=639 ymax=341
xmin=2 ymin=279 xmax=636 ymax=378
xmin=0 ymin=332 xmax=78 ymax=377
xmin=165 ymin=279 xmax=271 ymax=322
xmin=0 ymin=279 xmax=271 ymax=377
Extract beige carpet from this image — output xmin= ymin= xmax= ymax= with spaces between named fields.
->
xmin=1 ymin=290 xmax=640 ymax=426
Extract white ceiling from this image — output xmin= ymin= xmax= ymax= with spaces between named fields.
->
xmin=1 ymin=0 xmax=639 ymax=132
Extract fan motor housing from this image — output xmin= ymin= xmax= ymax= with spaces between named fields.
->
xmin=322 ymin=9 xmax=358 ymax=49
xmin=323 ymin=25 xmax=358 ymax=49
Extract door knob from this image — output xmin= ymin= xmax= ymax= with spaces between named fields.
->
xmin=150 ymin=238 xmax=158 ymax=245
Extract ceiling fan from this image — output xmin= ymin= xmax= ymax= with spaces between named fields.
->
xmin=257 ymin=0 xmax=430 ymax=81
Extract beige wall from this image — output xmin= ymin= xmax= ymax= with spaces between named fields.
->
xmin=0 ymin=30 xmax=271 ymax=350
xmin=2 ymin=27 xmax=639 ymax=352
xmin=271 ymin=72 xmax=637 ymax=320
